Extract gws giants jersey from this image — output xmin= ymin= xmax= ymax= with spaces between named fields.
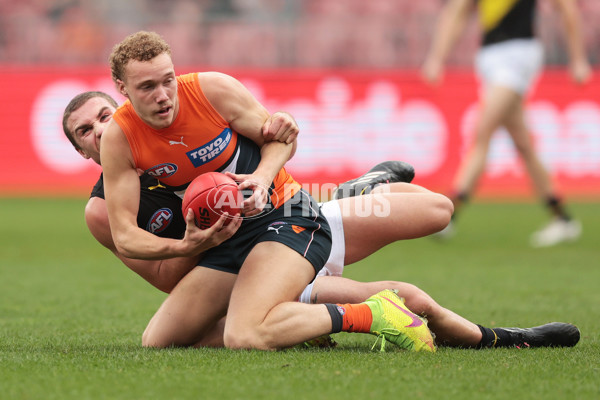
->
xmin=112 ymin=73 xmax=300 ymax=207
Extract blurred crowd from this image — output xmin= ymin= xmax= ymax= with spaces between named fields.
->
xmin=1 ymin=0 xmax=599 ymax=68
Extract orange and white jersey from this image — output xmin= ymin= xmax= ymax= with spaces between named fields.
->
xmin=112 ymin=72 xmax=299 ymax=208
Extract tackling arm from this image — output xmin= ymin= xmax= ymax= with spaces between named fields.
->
xmin=84 ymin=196 xmax=197 ymax=293
xmin=199 ymin=72 xmax=295 ymax=215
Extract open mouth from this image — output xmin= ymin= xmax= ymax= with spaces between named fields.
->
xmin=157 ymin=106 xmax=171 ymax=117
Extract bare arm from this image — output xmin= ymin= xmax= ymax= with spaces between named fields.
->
xmin=550 ymin=0 xmax=592 ymax=84
xmin=199 ymin=71 xmax=294 ymax=153
xmin=262 ymin=111 xmax=299 ymax=144
xmin=263 ymin=111 xmax=299 ymax=159
xmin=100 ymin=120 xmax=239 ymax=259
xmin=85 ymin=196 xmax=197 ymax=293
xmin=421 ymin=0 xmax=473 ymax=85
xmin=199 ymin=72 xmax=295 ymax=215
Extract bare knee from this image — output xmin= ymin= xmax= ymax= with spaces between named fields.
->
xmin=142 ymin=325 xmax=168 ymax=349
xmin=430 ymin=194 xmax=454 ymax=232
xmin=223 ymin=326 xmax=274 ymax=351
xmin=399 ymin=283 xmax=441 ymax=319
xmin=141 ymin=322 xmax=182 ymax=349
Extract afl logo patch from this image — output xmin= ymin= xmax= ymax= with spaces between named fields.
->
xmin=146 ymin=208 xmax=173 ymax=234
xmin=146 ymin=163 xmax=178 ymax=178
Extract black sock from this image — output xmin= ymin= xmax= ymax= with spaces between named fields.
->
xmin=477 ymin=325 xmax=512 ymax=348
xmin=546 ymin=196 xmax=571 ymax=221
xmin=450 ymin=192 xmax=469 ymax=222
xmin=456 ymin=192 xmax=469 ymax=204
xmin=325 ymin=303 xmax=343 ymax=333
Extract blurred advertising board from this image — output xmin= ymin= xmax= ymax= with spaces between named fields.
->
xmin=1 ymin=66 xmax=598 ymax=199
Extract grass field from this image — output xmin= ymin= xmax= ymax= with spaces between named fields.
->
xmin=1 ymin=198 xmax=599 ymax=399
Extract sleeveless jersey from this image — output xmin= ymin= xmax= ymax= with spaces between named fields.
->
xmin=477 ymin=0 xmax=536 ymax=46
xmin=91 ymin=173 xmax=186 ymax=239
xmin=112 ymin=73 xmax=300 ymax=207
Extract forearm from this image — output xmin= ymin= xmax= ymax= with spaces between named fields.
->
xmin=425 ymin=0 xmax=471 ymax=64
xmin=86 ymin=196 xmax=195 ymax=288
xmin=555 ymin=0 xmax=588 ymax=63
xmin=254 ymin=140 xmax=294 ymax=184
xmin=118 ymin=253 xmax=198 ymax=293
xmin=113 ymin=224 xmax=189 ymax=260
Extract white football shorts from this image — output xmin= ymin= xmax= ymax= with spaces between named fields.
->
xmin=475 ymin=38 xmax=543 ymax=95
xmin=298 ymin=200 xmax=345 ymax=303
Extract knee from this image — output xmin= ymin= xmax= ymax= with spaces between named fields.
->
xmin=223 ymin=326 xmax=273 ymax=351
xmin=400 ymin=284 xmax=440 ymax=319
xmin=141 ymin=323 xmax=178 ymax=349
xmin=142 ymin=325 xmax=165 ymax=348
xmin=430 ymin=194 xmax=454 ymax=232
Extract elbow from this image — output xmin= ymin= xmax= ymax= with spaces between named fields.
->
xmin=288 ymin=139 xmax=297 ymax=160
xmin=113 ymin=232 xmax=138 ymax=259
xmin=116 ymin=247 xmax=136 ymax=260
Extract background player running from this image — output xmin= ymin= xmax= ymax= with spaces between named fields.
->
xmin=421 ymin=0 xmax=591 ymax=246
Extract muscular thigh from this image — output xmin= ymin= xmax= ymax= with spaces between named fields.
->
xmin=143 ymin=266 xmax=236 ymax=347
xmin=339 ymin=192 xmax=447 ymax=264
xmin=226 ymin=241 xmax=315 ymax=326
xmin=477 ymin=86 xmax=522 ymax=140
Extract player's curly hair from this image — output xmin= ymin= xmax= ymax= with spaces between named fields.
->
xmin=62 ymin=91 xmax=119 ymax=150
xmin=109 ymin=31 xmax=171 ymax=83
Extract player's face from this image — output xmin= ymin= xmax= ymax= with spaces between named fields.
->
xmin=118 ymin=52 xmax=179 ymax=130
xmin=67 ymin=97 xmax=116 ymax=165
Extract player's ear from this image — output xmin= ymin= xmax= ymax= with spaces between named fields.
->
xmin=76 ymin=148 xmax=91 ymax=160
xmin=116 ymin=80 xmax=128 ymax=98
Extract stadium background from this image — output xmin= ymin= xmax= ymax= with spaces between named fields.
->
xmin=2 ymin=4 xmax=599 ymax=398
xmin=1 ymin=0 xmax=599 ymax=199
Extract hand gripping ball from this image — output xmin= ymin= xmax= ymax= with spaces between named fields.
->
xmin=181 ymin=172 xmax=243 ymax=229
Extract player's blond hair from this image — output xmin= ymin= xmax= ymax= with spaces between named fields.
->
xmin=109 ymin=31 xmax=171 ymax=83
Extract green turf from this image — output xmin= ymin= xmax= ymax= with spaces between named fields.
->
xmin=1 ymin=198 xmax=599 ymax=399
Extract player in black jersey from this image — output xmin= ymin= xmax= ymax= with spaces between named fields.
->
xmin=422 ymin=0 xmax=591 ymax=247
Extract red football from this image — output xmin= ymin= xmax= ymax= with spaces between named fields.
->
xmin=182 ymin=172 xmax=243 ymax=229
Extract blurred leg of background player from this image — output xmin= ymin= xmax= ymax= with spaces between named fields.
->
xmin=442 ymin=84 xmax=580 ymax=247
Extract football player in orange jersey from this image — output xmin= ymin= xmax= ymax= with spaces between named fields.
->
xmin=64 ymin=90 xmax=580 ymax=350
xmin=100 ymin=31 xmax=445 ymax=352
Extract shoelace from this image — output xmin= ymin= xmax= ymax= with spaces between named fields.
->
xmin=370 ymin=328 xmax=403 ymax=352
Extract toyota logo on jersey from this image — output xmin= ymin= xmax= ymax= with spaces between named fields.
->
xmin=186 ymin=128 xmax=232 ymax=167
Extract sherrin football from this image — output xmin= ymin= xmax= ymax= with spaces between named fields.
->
xmin=182 ymin=172 xmax=243 ymax=229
